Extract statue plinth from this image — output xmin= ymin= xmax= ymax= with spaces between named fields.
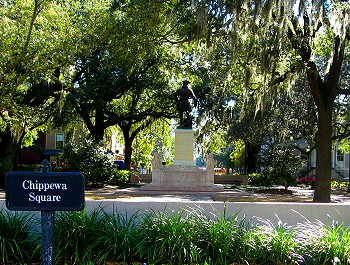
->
xmin=141 ymin=128 xmax=223 ymax=192
xmin=172 ymin=129 xmax=196 ymax=166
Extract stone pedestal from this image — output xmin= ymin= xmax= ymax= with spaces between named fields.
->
xmin=173 ymin=129 xmax=195 ymax=166
xmin=142 ymin=129 xmax=223 ymax=192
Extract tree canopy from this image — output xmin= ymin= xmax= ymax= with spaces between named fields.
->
xmin=1 ymin=0 xmax=350 ymax=202
xmin=190 ymin=0 xmax=350 ymax=202
xmin=0 ymin=0 xmax=77 ymax=187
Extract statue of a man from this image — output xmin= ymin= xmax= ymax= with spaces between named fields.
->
xmin=176 ymin=81 xmax=197 ymax=128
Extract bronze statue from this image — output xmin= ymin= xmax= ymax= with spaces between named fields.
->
xmin=176 ymin=81 xmax=197 ymax=128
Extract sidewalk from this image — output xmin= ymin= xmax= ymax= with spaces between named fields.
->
xmin=1 ymin=185 xmax=349 ymax=203
xmin=84 ymin=186 xmax=245 ymax=202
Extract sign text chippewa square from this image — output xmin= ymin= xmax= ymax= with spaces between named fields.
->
xmin=6 ymin=171 xmax=85 ymax=211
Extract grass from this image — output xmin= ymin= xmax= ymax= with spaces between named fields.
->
xmin=1 ymin=206 xmax=350 ymax=264
xmin=0 ymin=210 xmax=40 ymax=263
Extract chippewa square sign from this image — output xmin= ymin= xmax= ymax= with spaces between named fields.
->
xmin=5 ymin=171 xmax=85 ymax=211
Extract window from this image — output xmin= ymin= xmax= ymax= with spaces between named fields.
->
xmin=337 ymin=149 xmax=344 ymax=162
xmin=55 ymin=133 xmax=64 ymax=150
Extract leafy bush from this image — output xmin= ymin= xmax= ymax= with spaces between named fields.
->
xmin=295 ymin=221 xmax=350 ymax=264
xmin=248 ymin=173 xmax=272 ymax=187
xmin=269 ymin=172 xmax=297 ymax=189
xmin=192 ymin=210 xmax=248 ymax=264
xmin=245 ymin=218 xmax=303 ymax=264
xmin=260 ymin=143 xmax=303 ymax=189
xmin=62 ymin=138 xmax=115 ymax=185
xmin=110 ymin=170 xmax=131 ymax=183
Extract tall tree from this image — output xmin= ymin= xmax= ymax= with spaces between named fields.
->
xmin=133 ymin=119 xmax=174 ymax=170
xmin=0 ymin=0 xmax=77 ymax=188
xmin=286 ymin=2 xmax=350 ymax=201
xmin=66 ymin=0 xmax=192 ymax=169
xmin=193 ymin=0 xmax=350 ymax=202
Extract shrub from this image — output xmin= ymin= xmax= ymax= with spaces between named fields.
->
xmin=331 ymin=180 xmax=348 ymax=189
xmin=62 ymin=138 xmax=115 ymax=185
xmin=137 ymin=209 xmax=203 ymax=264
xmin=193 ymin=209 xmax=248 ymax=264
xmin=260 ymin=143 xmax=303 ymax=189
xmin=245 ymin=218 xmax=303 ymax=264
xmin=269 ymin=172 xmax=297 ymax=189
xmin=295 ymin=220 xmax=350 ymax=264
xmin=110 ymin=170 xmax=131 ymax=183
xmin=249 ymin=173 xmax=272 ymax=187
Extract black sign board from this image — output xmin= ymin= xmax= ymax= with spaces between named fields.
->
xmin=6 ymin=171 xmax=85 ymax=211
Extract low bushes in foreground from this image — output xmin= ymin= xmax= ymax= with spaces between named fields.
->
xmin=1 ymin=207 xmax=350 ymax=264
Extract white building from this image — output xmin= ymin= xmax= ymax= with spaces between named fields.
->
xmin=301 ymin=144 xmax=349 ymax=181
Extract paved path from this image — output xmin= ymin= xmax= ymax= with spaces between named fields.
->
xmin=73 ymin=186 xmax=350 ymax=203
xmin=84 ymin=186 xmax=245 ymax=202
xmin=1 ymin=186 xmax=349 ymax=203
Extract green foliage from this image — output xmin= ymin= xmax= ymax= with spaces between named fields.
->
xmin=64 ymin=0 xmax=184 ymax=170
xmin=269 ymin=172 xmax=297 ymax=190
xmin=193 ymin=210 xmax=248 ymax=264
xmin=110 ymin=170 xmax=131 ymax=183
xmin=93 ymin=210 xmax=140 ymax=263
xmin=18 ymin=164 xmax=39 ymax=172
xmin=137 ymin=209 xmax=203 ymax=264
xmin=213 ymin=146 xmax=235 ymax=172
xmin=62 ymin=138 xmax=115 ymax=185
xmin=2 ymin=206 xmax=350 ymax=264
xmin=296 ymin=221 xmax=350 ymax=264
xmin=331 ymin=181 xmax=348 ymax=189
xmin=245 ymin=219 xmax=303 ymax=264
xmin=133 ymin=120 xmax=174 ymax=169
xmin=248 ymin=173 xmax=272 ymax=187
xmin=0 ymin=210 xmax=40 ymax=264
xmin=55 ymin=208 xmax=107 ymax=264
xmin=261 ymin=143 xmax=303 ymax=189
xmin=230 ymin=139 xmax=245 ymax=169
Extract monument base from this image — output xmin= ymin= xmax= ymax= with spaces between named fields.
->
xmin=141 ymin=165 xmax=224 ymax=192
xmin=141 ymin=128 xmax=223 ymax=192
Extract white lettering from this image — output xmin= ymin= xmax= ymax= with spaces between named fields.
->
xmin=28 ymin=192 xmax=62 ymax=204
xmin=29 ymin=192 xmax=35 ymax=202
xmin=22 ymin=180 xmax=68 ymax=191
xmin=22 ymin=180 xmax=30 ymax=189
xmin=23 ymin=180 xmax=67 ymax=204
xmin=54 ymin=195 xmax=61 ymax=201
xmin=52 ymin=183 xmax=61 ymax=189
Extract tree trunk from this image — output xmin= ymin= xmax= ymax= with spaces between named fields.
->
xmin=124 ymin=139 xmax=133 ymax=171
xmin=313 ymin=103 xmax=333 ymax=202
xmin=0 ymin=129 xmax=18 ymax=189
xmin=93 ymin=107 xmax=105 ymax=142
xmin=245 ymin=142 xmax=260 ymax=174
xmin=121 ymin=124 xmax=134 ymax=171
xmin=287 ymin=15 xmax=345 ymax=202
xmin=306 ymin=37 xmax=343 ymax=202
xmin=303 ymin=48 xmax=341 ymax=202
